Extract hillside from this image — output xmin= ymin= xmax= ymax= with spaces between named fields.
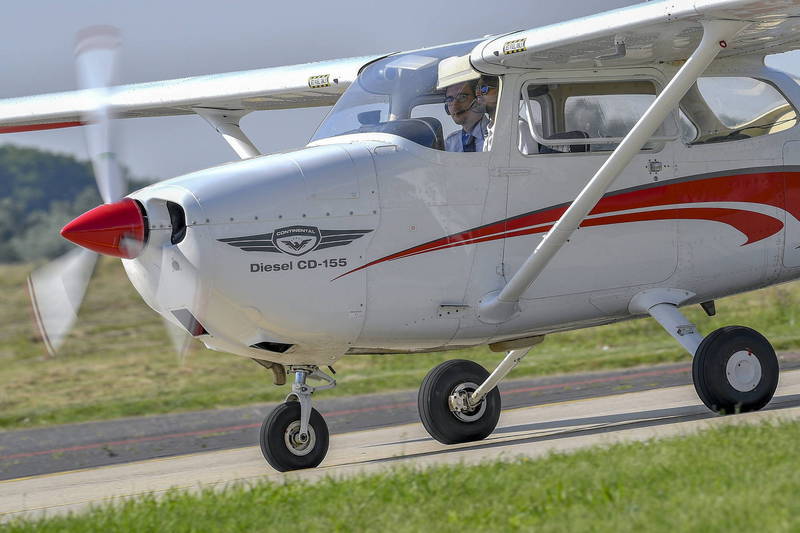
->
xmin=0 ymin=145 xmax=146 ymax=263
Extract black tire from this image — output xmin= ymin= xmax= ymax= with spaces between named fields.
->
xmin=692 ymin=326 xmax=779 ymax=414
xmin=260 ymin=402 xmax=329 ymax=471
xmin=418 ymin=359 xmax=501 ymax=444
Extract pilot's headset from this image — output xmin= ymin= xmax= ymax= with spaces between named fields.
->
xmin=444 ymin=81 xmax=476 ymax=115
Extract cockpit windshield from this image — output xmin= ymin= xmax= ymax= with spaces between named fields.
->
xmin=311 ymin=40 xmax=483 ymax=150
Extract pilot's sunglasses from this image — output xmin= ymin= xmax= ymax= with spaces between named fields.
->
xmin=477 ymin=84 xmax=498 ymax=95
xmin=445 ymin=93 xmax=473 ymax=104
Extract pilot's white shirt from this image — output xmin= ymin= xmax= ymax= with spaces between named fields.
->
xmin=445 ymin=116 xmax=490 ymax=152
xmin=484 ymin=116 xmax=537 ymax=155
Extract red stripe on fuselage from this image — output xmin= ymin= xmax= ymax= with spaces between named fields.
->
xmin=333 ymin=170 xmax=798 ymax=280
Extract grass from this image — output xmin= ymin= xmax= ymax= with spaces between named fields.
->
xmin=2 ymin=257 xmax=800 ymax=431
xmin=5 ymin=419 xmax=800 ymax=532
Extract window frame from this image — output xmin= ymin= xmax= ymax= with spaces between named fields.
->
xmin=680 ymin=76 xmax=798 ymax=146
xmin=511 ymin=70 xmax=679 ymax=157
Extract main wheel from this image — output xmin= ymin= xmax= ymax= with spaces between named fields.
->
xmin=692 ymin=326 xmax=779 ymax=414
xmin=418 ymin=359 xmax=501 ymax=444
xmin=260 ymin=402 xmax=329 ymax=472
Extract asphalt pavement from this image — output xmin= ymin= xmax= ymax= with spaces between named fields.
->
xmin=3 ymin=353 xmax=800 ymax=481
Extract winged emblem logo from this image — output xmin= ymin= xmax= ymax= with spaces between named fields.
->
xmin=218 ymin=225 xmax=372 ymax=256
xmin=281 ymin=238 xmax=312 ymax=252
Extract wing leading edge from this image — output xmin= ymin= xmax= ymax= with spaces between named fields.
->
xmin=0 ymin=55 xmax=382 ymax=134
xmin=5 ymin=0 xmax=799 ymax=136
xmin=471 ymin=0 xmax=800 ymax=72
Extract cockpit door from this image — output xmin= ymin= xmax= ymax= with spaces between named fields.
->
xmin=501 ymin=73 xmax=679 ymax=301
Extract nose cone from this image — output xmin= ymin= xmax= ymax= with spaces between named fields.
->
xmin=61 ymin=198 xmax=147 ymax=258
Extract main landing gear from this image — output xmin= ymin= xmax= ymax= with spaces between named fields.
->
xmin=260 ymin=366 xmax=336 ymax=472
xmin=418 ymin=346 xmax=535 ymax=444
xmin=628 ymin=289 xmax=780 ymax=415
xmin=415 ymin=290 xmax=781 ymax=447
xmin=692 ymin=326 xmax=778 ymax=413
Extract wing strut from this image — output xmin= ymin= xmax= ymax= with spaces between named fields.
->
xmin=194 ymin=108 xmax=260 ymax=159
xmin=477 ymin=19 xmax=748 ymax=324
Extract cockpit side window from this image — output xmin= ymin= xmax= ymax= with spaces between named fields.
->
xmin=311 ymin=41 xmax=491 ymax=153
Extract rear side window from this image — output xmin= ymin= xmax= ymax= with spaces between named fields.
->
xmin=681 ymin=77 xmax=797 ymax=144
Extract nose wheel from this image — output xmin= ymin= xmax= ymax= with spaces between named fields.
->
xmin=259 ymin=366 xmax=335 ymax=472
xmin=260 ymin=402 xmax=329 ymax=471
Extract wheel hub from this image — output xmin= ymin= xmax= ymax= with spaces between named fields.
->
xmin=284 ymin=420 xmax=317 ymax=456
xmin=726 ymin=350 xmax=762 ymax=392
xmin=448 ymin=382 xmax=487 ymax=422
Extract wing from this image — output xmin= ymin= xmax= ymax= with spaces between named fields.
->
xmin=0 ymin=55 xmax=382 ymax=134
xmin=470 ymin=0 xmax=800 ymax=72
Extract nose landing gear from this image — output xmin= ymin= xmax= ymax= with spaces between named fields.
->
xmin=260 ymin=366 xmax=336 ymax=472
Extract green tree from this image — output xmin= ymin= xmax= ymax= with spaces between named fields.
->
xmin=0 ymin=145 xmax=148 ymax=264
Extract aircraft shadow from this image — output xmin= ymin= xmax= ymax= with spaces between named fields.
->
xmin=354 ymin=393 xmax=800 ymax=466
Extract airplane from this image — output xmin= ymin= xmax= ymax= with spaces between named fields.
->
xmin=4 ymin=0 xmax=800 ymax=471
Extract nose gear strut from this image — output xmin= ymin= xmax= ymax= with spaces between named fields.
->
xmin=286 ymin=366 xmax=336 ymax=439
xmin=259 ymin=365 xmax=336 ymax=472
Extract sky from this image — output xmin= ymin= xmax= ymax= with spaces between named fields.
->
xmin=1 ymin=0 xmax=799 ymax=181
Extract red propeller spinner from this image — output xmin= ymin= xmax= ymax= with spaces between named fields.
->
xmin=61 ymin=198 xmax=148 ymax=259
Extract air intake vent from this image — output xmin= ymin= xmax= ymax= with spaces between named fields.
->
xmin=250 ymin=341 xmax=293 ymax=354
xmin=167 ymin=201 xmax=187 ymax=244
xmin=171 ymin=309 xmax=207 ymax=337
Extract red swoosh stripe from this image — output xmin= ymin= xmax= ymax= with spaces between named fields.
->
xmin=334 ymin=207 xmax=782 ymax=281
xmin=336 ymin=169 xmax=797 ymax=281
xmin=331 ymin=171 xmax=800 ymax=281
xmin=583 ymin=207 xmax=783 ymax=245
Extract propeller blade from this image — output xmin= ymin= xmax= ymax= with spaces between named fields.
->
xmin=163 ymin=318 xmax=194 ymax=365
xmin=75 ymin=26 xmax=124 ymax=204
xmin=45 ymin=28 xmax=189 ymax=362
xmin=27 ymin=248 xmax=98 ymax=356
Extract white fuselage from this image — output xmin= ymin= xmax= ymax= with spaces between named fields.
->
xmin=124 ymin=60 xmax=800 ymax=366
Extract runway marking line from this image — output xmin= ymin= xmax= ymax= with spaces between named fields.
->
xmin=4 ymin=404 xmax=800 ymax=522
xmin=0 ymin=365 xmax=691 ymax=463
xmin=0 ymin=369 xmax=706 ymax=485
xmin=3 ymin=373 xmax=798 ymax=487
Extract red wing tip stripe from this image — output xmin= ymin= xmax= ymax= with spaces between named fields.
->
xmin=0 ymin=121 xmax=84 ymax=134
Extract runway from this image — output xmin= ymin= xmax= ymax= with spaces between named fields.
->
xmin=3 ymin=368 xmax=800 ymax=522
xmin=0 ymin=361 xmax=714 ymax=480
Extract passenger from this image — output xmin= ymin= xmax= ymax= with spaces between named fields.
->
xmin=476 ymin=76 xmax=499 ymax=121
xmin=444 ymin=81 xmax=488 ymax=152
xmin=477 ymin=75 xmax=536 ymax=154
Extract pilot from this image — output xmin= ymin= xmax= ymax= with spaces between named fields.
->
xmin=444 ymin=81 xmax=489 ymax=152
xmin=477 ymin=75 xmax=536 ymax=154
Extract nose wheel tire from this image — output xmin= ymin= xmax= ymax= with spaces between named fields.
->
xmin=260 ymin=402 xmax=329 ymax=471
xmin=692 ymin=326 xmax=779 ymax=414
xmin=418 ymin=359 xmax=501 ymax=444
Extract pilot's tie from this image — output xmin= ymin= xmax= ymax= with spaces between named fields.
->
xmin=462 ymin=131 xmax=476 ymax=152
